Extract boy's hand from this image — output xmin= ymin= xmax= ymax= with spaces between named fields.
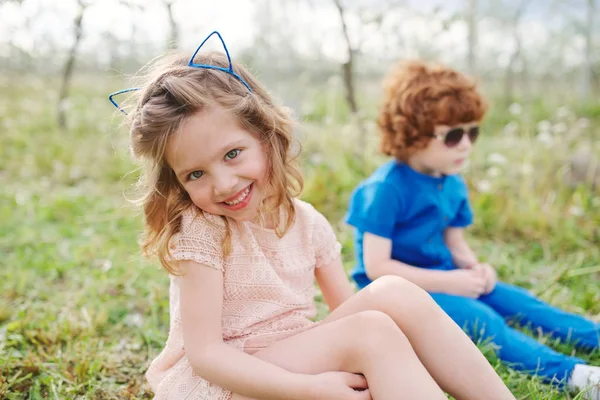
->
xmin=472 ymin=263 xmax=497 ymax=295
xmin=445 ymin=269 xmax=487 ymax=298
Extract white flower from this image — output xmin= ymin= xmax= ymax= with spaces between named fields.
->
xmin=537 ymin=120 xmax=552 ymax=132
xmin=568 ymin=206 xmax=583 ymax=217
xmin=487 ymin=153 xmax=508 ymax=165
xmin=576 ymin=118 xmax=590 ymax=129
xmin=556 ymin=106 xmax=571 ymax=120
xmin=475 ymin=180 xmax=492 ymax=193
xmin=503 ymin=121 xmax=519 ymax=135
xmin=486 ymin=167 xmax=502 ymax=177
xmin=521 ymin=163 xmax=533 ymax=175
xmin=508 ymin=103 xmax=523 ymax=115
xmin=124 ymin=313 xmax=144 ymax=328
xmin=537 ymin=131 xmax=554 ymax=146
xmin=552 ymin=122 xmax=568 ymax=134
xmin=310 ymin=153 xmax=324 ymax=165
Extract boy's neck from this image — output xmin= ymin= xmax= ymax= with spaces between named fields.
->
xmin=406 ymin=158 xmax=443 ymax=178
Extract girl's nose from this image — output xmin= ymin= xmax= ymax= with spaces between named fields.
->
xmin=212 ymin=170 xmax=238 ymax=198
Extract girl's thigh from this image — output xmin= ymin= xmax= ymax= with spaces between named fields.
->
xmin=230 ymin=310 xmax=400 ymax=399
xmin=252 ymin=310 xmax=395 ymax=371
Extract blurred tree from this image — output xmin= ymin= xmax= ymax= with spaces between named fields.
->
xmin=504 ymin=0 xmax=529 ymax=104
xmin=163 ymin=0 xmax=179 ymax=50
xmin=332 ymin=0 xmax=358 ymax=116
xmin=466 ymin=0 xmax=478 ymax=75
xmin=58 ymin=0 xmax=90 ymax=131
xmin=580 ymin=0 xmax=595 ymax=102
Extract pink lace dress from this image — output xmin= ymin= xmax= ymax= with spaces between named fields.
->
xmin=146 ymin=199 xmax=341 ymax=399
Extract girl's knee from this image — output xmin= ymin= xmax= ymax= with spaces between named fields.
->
xmin=348 ymin=310 xmax=406 ymax=342
xmin=342 ymin=311 xmax=410 ymax=362
xmin=368 ymin=275 xmax=432 ymax=307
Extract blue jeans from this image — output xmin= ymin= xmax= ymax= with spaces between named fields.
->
xmin=430 ymin=282 xmax=599 ymax=386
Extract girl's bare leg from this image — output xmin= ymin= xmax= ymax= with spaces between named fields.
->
xmin=231 ymin=310 xmax=447 ymax=400
xmin=320 ymin=276 xmax=515 ymax=400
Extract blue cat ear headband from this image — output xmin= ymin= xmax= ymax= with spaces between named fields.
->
xmin=108 ymin=30 xmax=252 ymax=115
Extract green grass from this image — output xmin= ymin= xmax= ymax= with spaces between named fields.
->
xmin=1 ymin=75 xmax=599 ymax=399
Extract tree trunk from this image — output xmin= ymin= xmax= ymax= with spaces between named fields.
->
xmin=333 ymin=0 xmax=358 ymax=116
xmin=580 ymin=0 xmax=595 ymax=102
xmin=166 ymin=1 xmax=179 ymax=50
xmin=57 ymin=1 xmax=85 ymax=131
xmin=504 ymin=0 xmax=527 ymax=104
xmin=466 ymin=0 xmax=477 ymax=75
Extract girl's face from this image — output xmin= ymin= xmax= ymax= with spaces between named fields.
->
xmin=166 ymin=106 xmax=269 ymax=222
xmin=408 ymin=121 xmax=479 ymax=176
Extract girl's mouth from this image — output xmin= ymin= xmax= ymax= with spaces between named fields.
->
xmin=221 ymin=184 xmax=253 ymax=211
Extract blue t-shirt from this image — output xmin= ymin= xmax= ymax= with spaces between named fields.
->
xmin=345 ymin=161 xmax=473 ymax=289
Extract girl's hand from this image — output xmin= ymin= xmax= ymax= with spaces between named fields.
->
xmin=445 ymin=269 xmax=487 ymax=298
xmin=309 ymin=372 xmax=372 ymax=400
xmin=473 ymin=263 xmax=497 ymax=294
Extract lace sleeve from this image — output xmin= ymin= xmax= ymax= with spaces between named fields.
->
xmin=169 ymin=209 xmax=225 ymax=271
xmin=311 ymin=207 xmax=342 ymax=268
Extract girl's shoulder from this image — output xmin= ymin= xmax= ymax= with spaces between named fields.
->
xmin=293 ymin=198 xmax=327 ymax=225
xmin=292 ymin=199 xmax=336 ymax=237
xmin=178 ymin=206 xmax=227 ymax=239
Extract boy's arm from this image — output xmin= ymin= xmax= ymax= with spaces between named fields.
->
xmin=443 ymin=227 xmax=479 ymax=269
xmin=362 ymin=232 xmax=452 ymax=292
xmin=179 ymin=260 xmax=314 ymax=400
xmin=314 ymin=255 xmax=356 ymax=311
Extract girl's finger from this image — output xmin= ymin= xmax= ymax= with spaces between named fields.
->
xmin=356 ymin=388 xmax=372 ymax=400
xmin=345 ymin=373 xmax=368 ymax=389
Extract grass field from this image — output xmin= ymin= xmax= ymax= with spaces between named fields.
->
xmin=1 ymin=75 xmax=599 ymax=399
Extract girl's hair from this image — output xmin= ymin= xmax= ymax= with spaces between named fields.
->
xmin=377 ymin=60 xmax=488 ymax=162
xmin=125 ymin=51 xmax=303 ymax=274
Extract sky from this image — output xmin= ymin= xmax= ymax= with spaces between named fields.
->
xmin=0 ymin=0 xmax=594 ymax=69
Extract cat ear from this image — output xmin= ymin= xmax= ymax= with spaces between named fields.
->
xmin=187 ymin=31 xmax=252 ymax=93
xmin=108 ymin=87 xmax=140 ymax=115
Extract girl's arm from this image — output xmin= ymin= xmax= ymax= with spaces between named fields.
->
xmin=179 ymin=260 xmax=314 ymax=400
xmin=314 ymin=256 xmax=355 ymax=312
xmin=362 ymin=233 xmax=452 ymax=292
xmin=443 ymin=227 xmax=479 ymax=269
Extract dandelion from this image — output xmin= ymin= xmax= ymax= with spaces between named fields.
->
xmin=568 ymin=206 xmax=583 ymax=217
xmin=124 ymin=312 xmax=144 ymax=328
xmin=576 ymin=118 xmax=590 ymax=129
xmin=508 ymin=103 xmax=523 ymax=115
xmin=309 ymin=153 xmax=324 ymax=165
xmin=537 ymin=120 xmax=552 ymax=132
xmin=487 ymin=167 xmax=502 ymax=178
xmin=503 ymin=121 xmax=519 ymax=135
xmin=521 ymin=162 xmax=533 ymax=175
xmin=14 ymin=189 xmax=31 ymax=206
xmin=487 ymin=153 xmax=508 ymax=165
xmin=555 ymin=106 xmax=571 ymax=120
xmin=475 ymin=180 xmax=492 ymax=193
xmin=537 ymin=131 xmax=554 ymax=146
xmin=552 ymin=122 xmax=568 ymax=134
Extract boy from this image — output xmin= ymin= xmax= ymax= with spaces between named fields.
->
xmin=345 ymin=60 xmax=600 ymax=398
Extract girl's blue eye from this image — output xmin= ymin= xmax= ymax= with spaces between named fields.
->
xmin=188 ymin=170 xmax=204 ymax=181
xmin=225 ymin=149 xmax=241 ymax=160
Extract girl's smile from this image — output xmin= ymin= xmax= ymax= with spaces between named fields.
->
xmin=221 ymin=183 xmax=253 ymax=211
xmin=166 ymin=106 xmax=269 ymax=222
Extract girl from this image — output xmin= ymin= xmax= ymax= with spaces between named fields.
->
xmin=345 ymin=60 xmax=600 ymax=399
xmin=112 ymin=32 xmax=515 ymax=400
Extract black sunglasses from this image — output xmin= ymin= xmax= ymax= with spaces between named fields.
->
xmin=432 ymin=126 xmax=480 ymax=148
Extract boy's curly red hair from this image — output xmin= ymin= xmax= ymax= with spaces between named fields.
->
xmin=377 ymin=60 xmax=488 ymax=162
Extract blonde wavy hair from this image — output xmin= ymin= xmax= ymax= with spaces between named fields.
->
xmin=124 ymin=51 xmax=303 ymax=274
xmin=378 ymin=60 xmax=488 ymax=162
